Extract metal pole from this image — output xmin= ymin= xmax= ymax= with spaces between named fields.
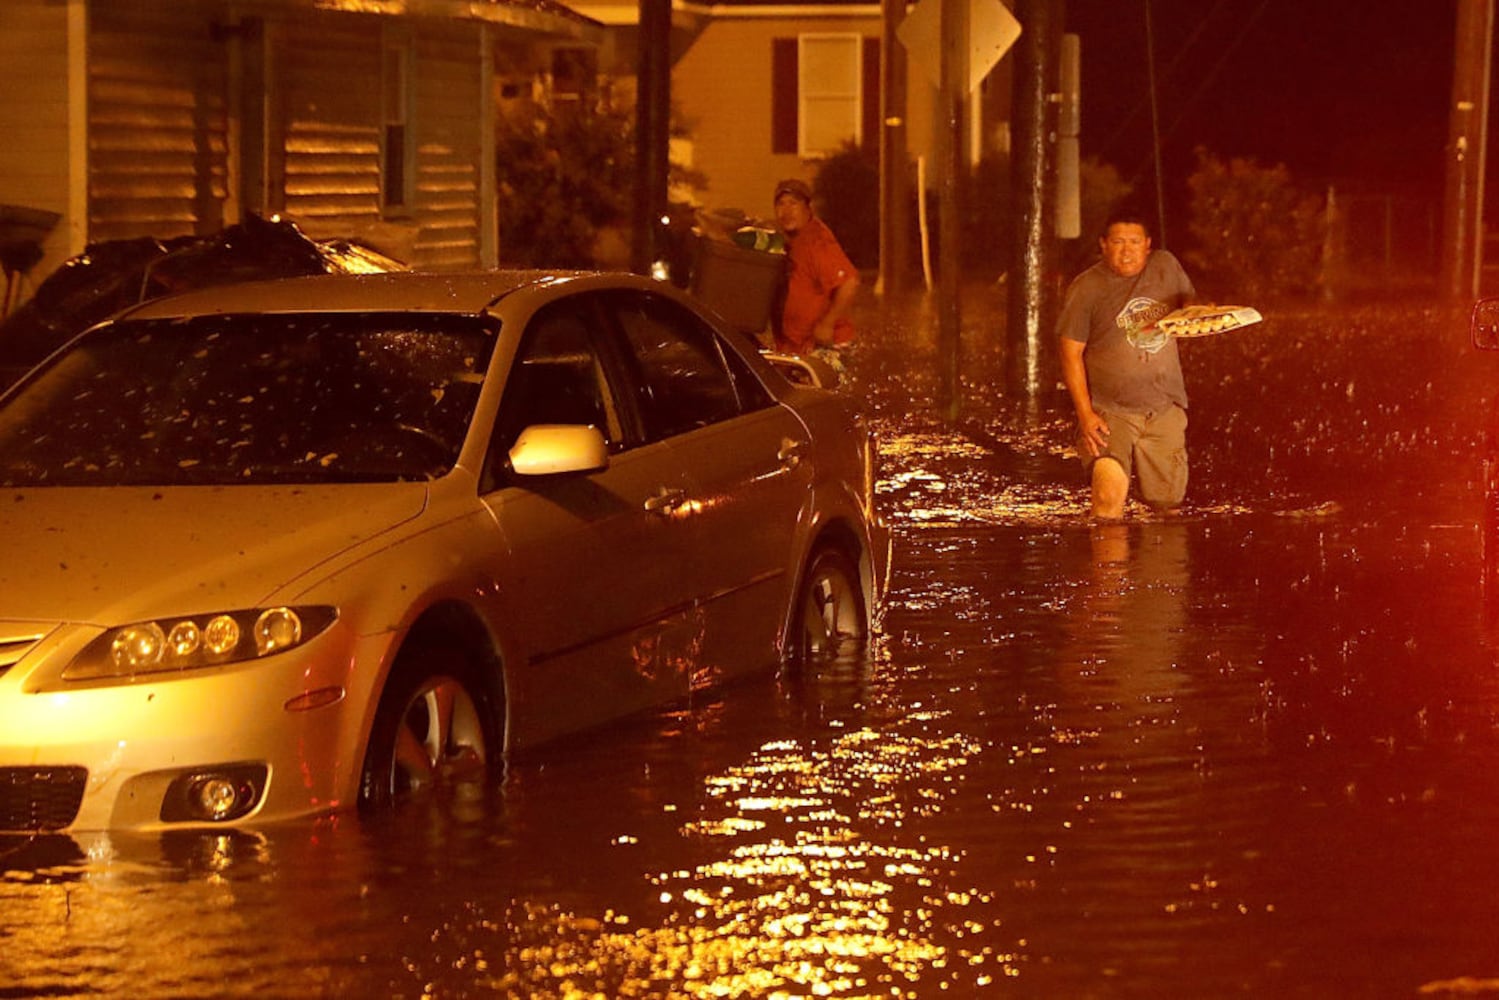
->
xmin=879 ymin=0 xmax=910 ymax=298
xmin=632 ymin=0 xmax=671 ymax=276
xmin=1008 ymin=0 xmax=1060 ymax=401
xmin=936 ymin=0 xmax=967 ymax=419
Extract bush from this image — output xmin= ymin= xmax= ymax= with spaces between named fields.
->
xmin=1184 ymin=148 xmax=1325 ymax=299
xmin=812 ymin=142 xmax=880 ymax=269
xmin=495 ymin=98 xmax=704 ymax=268
xmin=496 ymin=101 xmax=634 ymax=267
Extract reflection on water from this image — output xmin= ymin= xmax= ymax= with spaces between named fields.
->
xmin=11 ymin=507 xmax=1497 ymax=997
xmin=493 ymin=720 xmax=998 ymax=996
xmin=9 ymin=301 xmax=1499 ymax=996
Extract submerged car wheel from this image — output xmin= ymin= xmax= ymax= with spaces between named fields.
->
xmin=796 ymin=547 xmax=867 ymax=663
xmin=359 ymin=646 xmax=493 ymax=812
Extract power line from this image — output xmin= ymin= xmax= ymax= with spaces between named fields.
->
xmin=1090 ymin=0 xmax=1273 ymax=202
xmin=1094 ymin=0 xmax=1237 ymax=158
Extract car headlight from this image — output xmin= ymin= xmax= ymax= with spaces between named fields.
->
xmin=65 ymin=606 xmax=338 ymax=681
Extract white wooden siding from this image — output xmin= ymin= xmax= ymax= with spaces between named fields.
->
xmin=7 ymin=2 xmax=506 ymax=285
xmin=412 ymin=30 xmax=484 ymax=269
xmin=282 ymin=18 xmax=485 ymax=269
xmin=88 ymin=4 xmax=229 ymax=241
xmin=280 ymin=19 xmax=385 ymax=229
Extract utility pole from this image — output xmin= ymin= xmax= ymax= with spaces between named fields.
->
xmin=1143 ymin=0 xmax=1167 ymax=247
xmin=936 ymin=0 xmax=968 ymax=419
xmin=632 ymin=0 xmax=671 ymax=275
xmin=880 ymin=0 xmax=911 ymax=299
xmin=1440 ymin=0 xmax=1493 ymax=300
xmin=1007 ymin=0 xmax=1060 ymax=400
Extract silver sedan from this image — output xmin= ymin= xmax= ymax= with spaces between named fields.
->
xmin=0 ymin=270 xmax=888 ymax=831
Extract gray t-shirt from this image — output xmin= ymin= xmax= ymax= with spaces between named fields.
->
xmin=1057 ymin=250 xmax=1196 ymax=414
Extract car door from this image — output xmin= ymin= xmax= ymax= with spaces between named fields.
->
xmin=476 ymin=296 xmax=703 ymax=747
xmin=599 ymin=289 xmax=813 ymax=688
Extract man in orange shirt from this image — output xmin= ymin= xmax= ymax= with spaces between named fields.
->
xmin=772 ymin=179 xmax=859 ymax=358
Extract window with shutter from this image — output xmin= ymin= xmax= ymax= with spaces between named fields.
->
xmin=772 ymin=35 xmax=881 ymax=159
xmin=798 ymin=34 xmax=861 ymax=157
xmin=862 ymin=37 xmax=880 ymax=148
xmin=772 ymin=38 xmax=798 ymax=154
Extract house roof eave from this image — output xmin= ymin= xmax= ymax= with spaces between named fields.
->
xmin=567 ymin=0 xmax=884 ymax=25
xmin=418 ymin=0 xmax=605 ymax=41
xmin=688 ymin=0 xmax=884 ymax=16
xmin=251 ymin=0 xmax=604 ymax=43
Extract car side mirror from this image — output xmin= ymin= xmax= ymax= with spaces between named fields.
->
xmin=508 ymin=424 xmax=609 ymax=476
xmin=1472 ymin=298 xmax=1499 ymax=350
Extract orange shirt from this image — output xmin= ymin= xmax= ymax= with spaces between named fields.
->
xmin=778 ymin=217 xmax=856 ymax=355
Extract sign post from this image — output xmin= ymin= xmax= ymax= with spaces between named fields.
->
xmin=897 ymin=0 xmax=1021 ymax=418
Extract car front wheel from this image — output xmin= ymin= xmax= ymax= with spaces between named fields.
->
xmin=795 ymin=547 xmax=867 ymax=663
xmin=359 ymin=646 xmax=492 ymax=812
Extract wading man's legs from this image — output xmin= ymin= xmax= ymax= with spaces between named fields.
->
xmin=1090 ymin=456 xmax=1130 ymax=520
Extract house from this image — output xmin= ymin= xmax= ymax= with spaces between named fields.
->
xmin=0 ymin=0 xmax=601 ymax=299
xmin=567 ymin=0 xmax=1014 ymax=223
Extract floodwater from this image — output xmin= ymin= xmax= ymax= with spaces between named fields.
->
xmin=6 ymin=295 xmax=1499 ymax=998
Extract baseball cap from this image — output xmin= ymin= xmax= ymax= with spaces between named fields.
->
xmin=774 ymin=178 xmax=813 ymax=204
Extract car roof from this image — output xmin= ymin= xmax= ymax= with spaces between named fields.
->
xmin=117 ymin=269 xmax=635 ymax=321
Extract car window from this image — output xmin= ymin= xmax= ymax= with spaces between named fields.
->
xmin=606 ymin=291 xmax=754 ymax=441
xmin=718 ymin=330 xmax=775 ymax=412
xmin=0 ymin=313 xmax=494 ymax=486
xmin=486 ymin=300 xmax=623 ymax=482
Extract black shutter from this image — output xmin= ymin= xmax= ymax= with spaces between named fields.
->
xmin=772 ymin=38 xmax=798 ymax=154
xmin=862 ymin=36 xmax=880 ymax=150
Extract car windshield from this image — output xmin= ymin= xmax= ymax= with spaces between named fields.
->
xmin=0 ymin=312 xmax=495 ymax=486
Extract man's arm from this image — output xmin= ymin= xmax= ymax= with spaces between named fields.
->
xmin=1059 ymin=336 xmax=1108 ymax=457
xmin=812 ymin=272 xmax=859 ymax=345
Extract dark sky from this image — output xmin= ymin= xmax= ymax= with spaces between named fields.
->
xmin=1064 ymin=0 xmax=1465 ymax=204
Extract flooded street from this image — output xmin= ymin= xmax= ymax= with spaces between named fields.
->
xmin=8 ymin=294 xmax=1499 ymax=998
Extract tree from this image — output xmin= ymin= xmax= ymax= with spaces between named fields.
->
xmin=812 ymin=142 xmax=880 ymax=269
xmin=496 ymin=101 xmax=633 ymax=267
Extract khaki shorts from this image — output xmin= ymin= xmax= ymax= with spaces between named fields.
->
xmin=1084 ymin=405 xmax=1189 ymax=508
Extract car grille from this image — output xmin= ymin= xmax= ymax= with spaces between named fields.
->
xmin=0 ymin=767 xmax=87 ymax=831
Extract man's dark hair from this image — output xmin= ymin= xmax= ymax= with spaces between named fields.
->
xmin=1101 ymin=207 xmax=1152 ymax=239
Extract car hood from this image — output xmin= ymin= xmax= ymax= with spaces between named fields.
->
xmin=0 ymin=484 xmax=429 ymax=626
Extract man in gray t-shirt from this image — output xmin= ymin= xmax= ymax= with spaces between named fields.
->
xmin=1058 ymin=212 xmax=1195 ymax=519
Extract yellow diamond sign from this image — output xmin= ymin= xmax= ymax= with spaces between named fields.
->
xmin=897 ymin=0 xmax=1022 ymax=94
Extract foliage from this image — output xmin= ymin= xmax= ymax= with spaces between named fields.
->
xmin=1184 ymin=148 xmax=1326 ymax=299
xmin=812 ymin=141 xmax=880 ymax=269
xmin=496 ymin=101 xmax=633 ymax=267
xmin=495 ymin=98 xmax=705 ymax=268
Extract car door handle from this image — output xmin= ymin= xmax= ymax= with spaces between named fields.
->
xmin=643 ymin=486 xmax=686 ymax=514
xmin=778 ymin=437 xmax=806 ymax=470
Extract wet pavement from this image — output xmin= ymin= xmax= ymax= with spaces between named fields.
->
xmin=7 ymin=291 xmax=1499 ymax=998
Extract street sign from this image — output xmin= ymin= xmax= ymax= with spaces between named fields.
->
xmin=896 ymin=0 xmax=1022 ymax=94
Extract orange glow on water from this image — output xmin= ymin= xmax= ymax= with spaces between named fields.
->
xmin=481 ymin=723 xmax=1025 ymax=995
